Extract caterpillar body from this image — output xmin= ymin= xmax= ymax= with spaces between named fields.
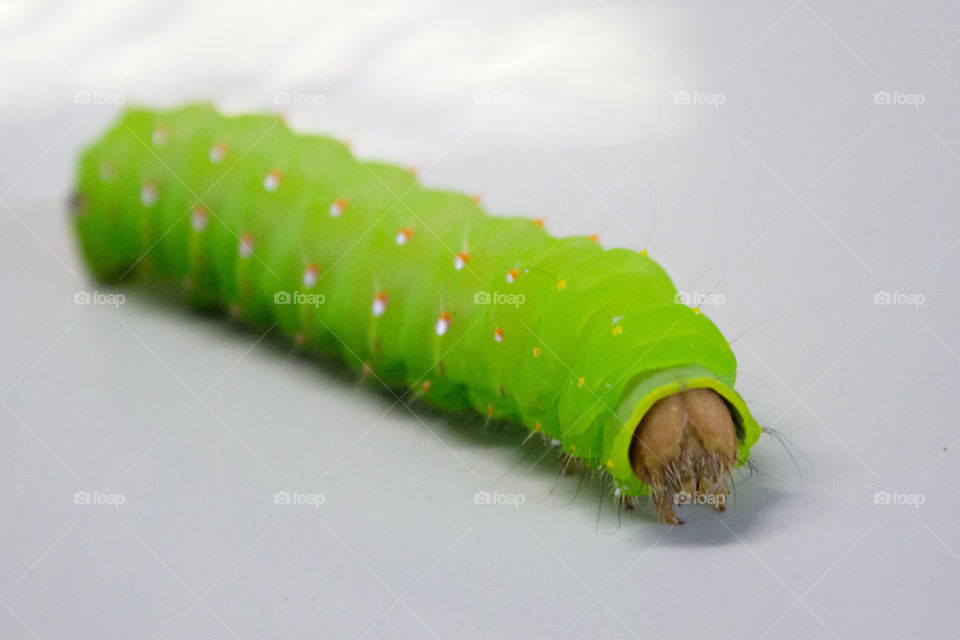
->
xmin=72 ymin=103 xmax=762 ymax=523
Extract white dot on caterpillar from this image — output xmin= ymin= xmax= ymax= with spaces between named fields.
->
xmin=209 ymin=143 xmax=227 ymax=163
xmin=372 ymin=292 xmax=388 ymax=317
xmin=191 ymin=206 xmax=208 ymax=231
xmin=435 ymin=311 xmax=451 ymax=336
xmin=396 ymin=228 xmax=414 ymax=245
xmin=532 ymin=346 xmax=541 ymax=358
xmin=152 ymin=126 xmax=168 ymax=145
xmin=506 ymin=268 xmax=519 ymax=284
xmin=238 ymin=233 xmax=254 ymax=258
xmin=302 ymin=263 xmax=319 ymax=288
xmin=454 ymin=252 xmax=470 ymax=270
xmin=141 ymin=182 xmax=157 ymax=207
xmin=494 ymin=327 xmax=504 ymax=343
xmin=329 ymin=198 xmax=346 ymax=218
xmin=263 ymin=170 xmax=281 ymax=191
xmin=99 ymin=164 xmax=115 ymax=182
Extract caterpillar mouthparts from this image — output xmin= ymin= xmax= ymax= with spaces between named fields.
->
xmin=629 ymin=388 xmax=738 ymax=524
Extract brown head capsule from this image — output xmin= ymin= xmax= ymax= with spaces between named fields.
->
xmin=629 ymin=388 xmax=738 ymax=524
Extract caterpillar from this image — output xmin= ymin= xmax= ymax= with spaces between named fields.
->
xmin=71 ymin=103 xmax=762 ymax=524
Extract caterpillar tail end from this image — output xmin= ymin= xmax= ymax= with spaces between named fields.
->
xmin=628 ymin=388 xmax=737 ymax=525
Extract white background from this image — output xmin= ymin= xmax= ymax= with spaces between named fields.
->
xmin=1 ymin=1 xmax=959 ymax=638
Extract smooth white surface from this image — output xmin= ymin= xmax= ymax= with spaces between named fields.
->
xmin=2 ymin=1 xmax=959 ymax=638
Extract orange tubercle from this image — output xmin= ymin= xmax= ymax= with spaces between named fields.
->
xmin=435 ymin=311 xmax=452 ymax=336
xmin=396 ymin=227 xmax=414 ymax=245
xmin=209 ymin=142 xmax=227 ymax=163
xmin=372 ymin=292 xmax=388 ymax=317
xmin=238 ymin=233 xmax=254 ymax=257
xmin=330 ymin=198 xmax=347 ymax=217
xmin=303 ymin=263 xmax=319 ymax=288
xmin=191 ymin=206 xmax=208 ymax=231
xmin=263 ymin=169 xmax=282 ymax=191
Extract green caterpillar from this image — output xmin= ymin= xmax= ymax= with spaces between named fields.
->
xmin=71 ymin=103 xmax=762 ymax=523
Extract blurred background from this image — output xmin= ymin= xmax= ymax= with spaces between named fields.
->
xmin=1 ymin=1 xmax=959 ymax=638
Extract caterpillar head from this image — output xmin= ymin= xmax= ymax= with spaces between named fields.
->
xmin=628 ymin=388 xmax=738 ymax=524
